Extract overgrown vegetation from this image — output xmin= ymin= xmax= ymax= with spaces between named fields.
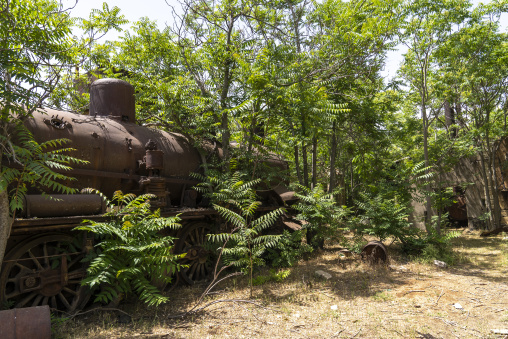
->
xmin=265 ymin=230 xmax=313 ymax=268
xmin=76 ymin=191 xmax=182 ymax=306
xmin=293 ymin=185 xmax=349 ymax=249
xmin=0 ymin=126 xmax=87 ymax=213
xmin=2 ymin=0 xmax=508 ymax=312
xmin=196 ymin=172 xmax=285 ymax=297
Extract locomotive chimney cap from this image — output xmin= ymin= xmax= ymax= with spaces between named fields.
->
xmin=89 ymin=78 xmax=136 ymax=123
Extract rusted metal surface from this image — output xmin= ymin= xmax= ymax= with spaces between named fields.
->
xmin=182 ymin=189 xmax=198 ymax=207
xmin=90 ymin=78 xmax=136 ymax=123
xmin=25 ymin=106 xmax=202 ymax=205
xmin=23 ymin=194 xmax=104 ymax=218
xmin=0 ymin=305 xmax=51 ymax=339
xmin=146 ymin=150 xmax=164 ymax=170
xmin=175 ymin=222 xmax=214 ymax=284
xmin=361 ymin=241 xmax=388 ymax=263
xmin=0 ymin=234 xmax=90 ymax=312
xmin=3 ymin=77 xmax=297 ymax=311
xmin=447 ymin=194 xmax=468 ymax=221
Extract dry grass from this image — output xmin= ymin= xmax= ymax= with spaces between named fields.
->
xmin=54 ymin=231 xmax=508 ymax=338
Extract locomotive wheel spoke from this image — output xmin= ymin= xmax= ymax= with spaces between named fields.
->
xmin=68 ymin=255 xmax=84 ymax=270
xmin=200 ymin=229 xmax=205 ymax=244
xmin=189 ymin=231 xmax=196 ymax=244
xmin=188 ymin=262 xmax=198 ymax=280
xmin=200 ymin=263 xmax=206 ymax=280
xmin=43 ymin=242 xmax=49 ymax=268
xmin=14 ymin=262 xmax=32 ymax=272
xmin=16 ymin=292 xmax=37 ymax=308
xmin=32 ymin=294 xmax=43 ymax=307
xmin=195 ymin=228 xmax=201 ymax=244
xmin=67 ymin=279 xmax=82 ymax=284
xmin=51 ymin=296 xmax=57 ymax=309
xmin=176 ymin=222 xmax=216 ymax=284
xmin=1 ymin=234 xmax=91 ymax=314
xmin=28 ymin=250 xmax=43 ymax=270
xmin=6 ymin=290 xmax=22 ymax=299
xmin=63 ymin=287 xmax=78 ymax=296
xmin=58 ymin=292 xmax=72 ymax=310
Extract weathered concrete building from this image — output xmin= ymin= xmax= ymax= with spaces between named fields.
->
xmin=410 ymin=138 xmax=508 ymax=230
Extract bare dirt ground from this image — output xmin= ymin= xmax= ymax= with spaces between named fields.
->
xmin=55 ymin=231 xmax=508 ymax=338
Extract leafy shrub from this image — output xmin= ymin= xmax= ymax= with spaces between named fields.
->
xmin=351 ymin=192 xmax=417 ymax=244
xmin=195 ymin=172 xmax=284 ymax=297
xmin=294 ymin=185 xmax=349 ymax=249
xmin=405 ymin=229 xmax=461 ymax=264
xmin=194 ymin=171 xmax=260 ymax=208
xmin=265 ymin=230 xmax=313 ymax=267
xmin=76 ymin=191 xmax=182 ymax=307
xmin=252 ymin=269 xmax=291 ymax=286
xmin=1 ymin=126 xmax=88 ymax=212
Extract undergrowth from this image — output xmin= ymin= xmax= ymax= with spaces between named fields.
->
xmin=76 ymin=190 xmax=183 ymax=307
xmin=252 ymin=269 xmax=291 ymax=286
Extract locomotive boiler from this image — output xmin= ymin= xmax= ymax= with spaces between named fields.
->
xmin=1 ymin=78 xmax=296 ymax=313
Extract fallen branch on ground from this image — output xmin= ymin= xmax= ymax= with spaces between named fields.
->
xmin=435 ymin=290 xmax=445 ymax=304
xmin=166 ymin=230 xmax=278 ymax=319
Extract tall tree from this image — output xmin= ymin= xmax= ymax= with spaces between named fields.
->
xmin=398 ymin=0 xmax=471 ymax=231
xmin=0 ymin=0 xmax=126 ymax=267
xmin=434 ymin=1 xmax=508 ymax=230
xmin=0 ymin=0 xmax=75 ymax=268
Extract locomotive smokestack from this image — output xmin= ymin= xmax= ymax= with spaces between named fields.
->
xmin=89 ymin=78 xmax=136 ymax=123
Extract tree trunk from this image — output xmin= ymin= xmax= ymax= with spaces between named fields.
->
xmin=294 ymin=145 xmax=303 ymax=185
xmin=220 ymin=22 xmax=234 ymax=167
xmin=302 ymin=142 xmax=309 ymax=188
xmin=328 ymin=121 xmax=337 ymax=193
xmin=221 ymin=111 xmax=230 ymax=165
xmin=311 ymin=136 xmax=317 ymax=189
xmin=488 ymin=143 xmax=502 ymax=229
xmin=422 ymin=101 xmax=433 ymax=231
xmin=248 ymin=115 xmax=255 ymax=153
xmin=350 ymin=159 xmax=354 ymax=203
xmin=444 ymin=100 xmax=456 ymax=138
xmin=478 ymin=150 xmax=494 ymax=229
xmin=0 ymin=190 xmax=13 ymax=270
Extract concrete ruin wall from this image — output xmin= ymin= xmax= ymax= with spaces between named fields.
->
xmin=410 ymin=138 xmax=508 ymax=229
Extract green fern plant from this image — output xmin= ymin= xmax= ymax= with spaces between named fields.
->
xmin=196 ymin=172 xmax=284 ymax=298
xmin=75 ymin=190 xmax=183 ymax=307
xmin=265 ymin=230 xmax=313 ymax=267
xmin=0 ymin=126 xmax=88 ymax=214
xmin=352 ymin=191 xmax=417 ymax=244
xmin=294 ymin=185 xmax=350 ymax=249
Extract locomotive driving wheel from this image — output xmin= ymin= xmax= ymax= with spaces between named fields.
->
xmin=175 ymin=222 xmax=215 ymax=284
xmin=0 ymin=234 xmax=90 ymax=313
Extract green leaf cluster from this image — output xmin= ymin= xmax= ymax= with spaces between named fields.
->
xmin=294 ymin=185 xmax=350 ymax=248
xmin=76 ymin=191 xmax=182 ymax=307
xmin=265 ymin=230 xmax=313 ymax=268
xmin=0 ymin=126 xmax=87 ymax=213
xmin=196 ymin=172 xmax=284 ymax=297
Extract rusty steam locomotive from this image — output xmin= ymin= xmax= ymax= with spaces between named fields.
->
xmin=1 ymin=78 xmax=296 ymax=313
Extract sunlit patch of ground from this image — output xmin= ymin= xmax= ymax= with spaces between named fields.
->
xmin=54 ymin=231 xmax=508 ymax=338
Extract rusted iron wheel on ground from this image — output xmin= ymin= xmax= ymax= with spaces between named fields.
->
xmin=361 ymin=241 xmax=388 ymax=263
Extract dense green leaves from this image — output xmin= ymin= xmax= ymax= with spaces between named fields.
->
xmin=76 ymin=191 xmax=182 ymax=307
xmin=0 ymin=126 xmax=87 ymax=213
xmin=197 ymin=172 xmax=283 ymax=297
xmin=2 ymin=0 xmax=508 ymax=276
